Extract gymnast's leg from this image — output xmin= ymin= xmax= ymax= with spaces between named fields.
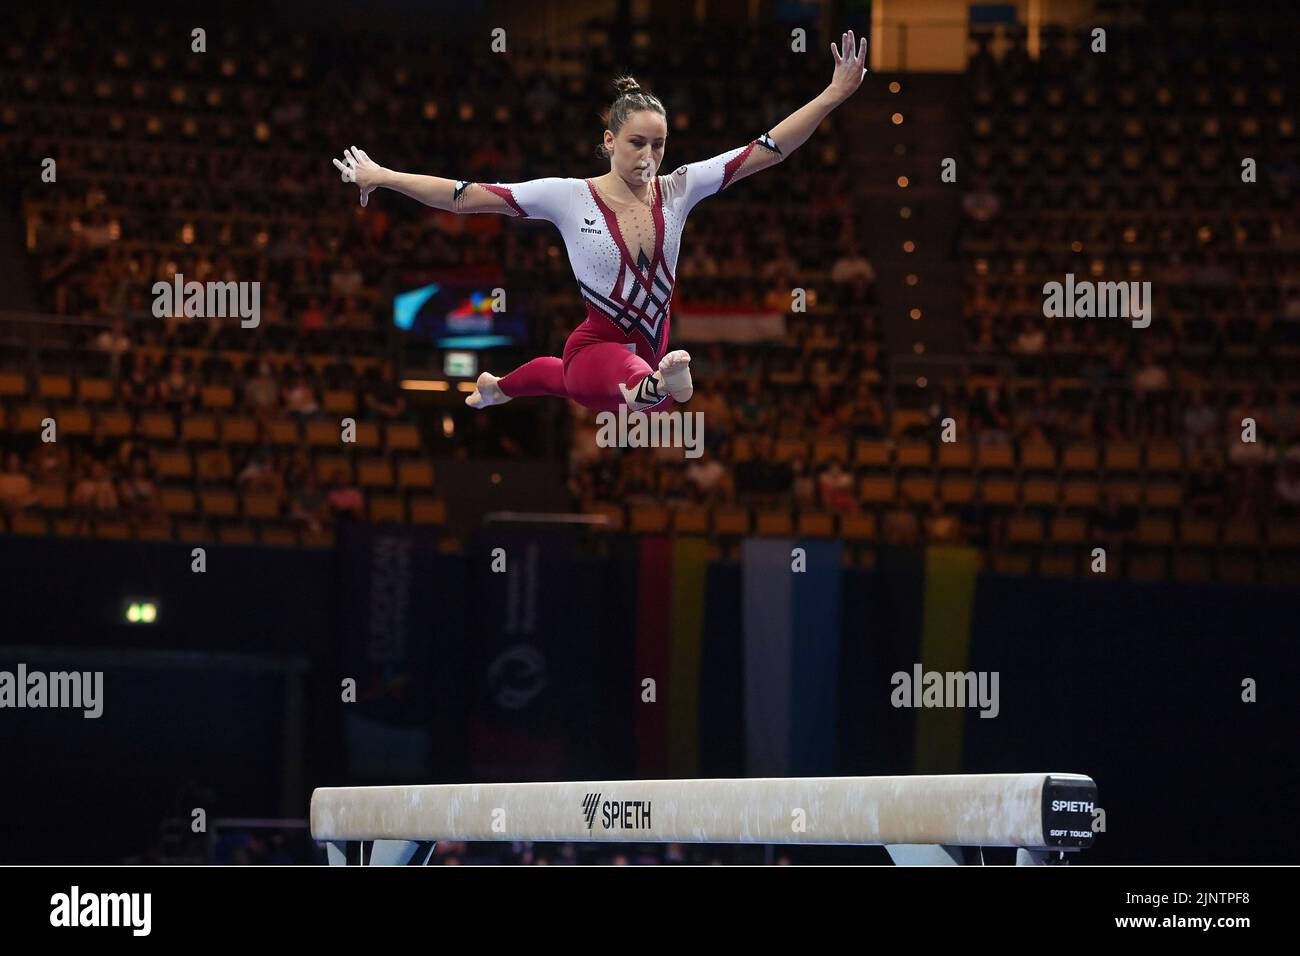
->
xmin=466 ymin=357 xmax=566 ymax=408
xmin=563 ymin=344 xmax=694 ymax=413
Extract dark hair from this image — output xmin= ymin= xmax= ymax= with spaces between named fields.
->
xmin=596 ymin=75 xmax=666 ymax=159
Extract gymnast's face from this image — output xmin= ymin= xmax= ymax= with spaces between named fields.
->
xmin=606 ymin=110 xmax=668 ymax=187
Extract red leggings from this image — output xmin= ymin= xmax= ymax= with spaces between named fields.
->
xmin=497 ymin=316 xmax=672 ymax=413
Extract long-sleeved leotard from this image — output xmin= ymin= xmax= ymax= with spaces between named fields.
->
xmin=454 ymin=133 xmax=784 ymax=412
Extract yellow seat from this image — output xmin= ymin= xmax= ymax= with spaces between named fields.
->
xmin=858 ymin=475 xmax=896 ymax=504
xmin=409 ymin=497 xmax=447 ymax=525
xmin=181 ymin=414 xmax=218 ymax=443
xmin=200 ymin=489 xmax=238 ymax=517
xmin=398 ymin=460 xmax=435 ymax=490
xmin=1019 ymin=442 xmax=1056 ymax=472
xmin=386 ymin=423 xmax=421 ymax=452
xmin=243 ymin=492 xmax=282 ymax=519
xmin=630 ymin=506 xmax=670 ymax=533
xmin=839 ymin=512 xmax=877 ymax=540
xmin=357 ymin=457 xmax=395 ymax=488
xmin=853 ymin=439 xmax=891 ymax=468
xmin=755 ymin=509 xmax=794 ymax=536
xmin=156 ymin=450 xmax=193 ymax=480
xmin=38 ymin=374 xmax=73 ymax=401
xmin=796 ymin=512 xmax=835 ymax=537
xmin=673 ymin=507 xmax=710 ymax=534
xmin=713 ymin=506 xmax=751 ymax=536
xmin=368 ymin=496 xmax=405 ymax=523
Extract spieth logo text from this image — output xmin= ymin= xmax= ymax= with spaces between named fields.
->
xmin=582 ymin=793 xmax=653 ymax=832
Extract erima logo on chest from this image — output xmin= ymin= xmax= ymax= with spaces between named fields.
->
xmin=581 ymin=216 xmax=603 ymax=235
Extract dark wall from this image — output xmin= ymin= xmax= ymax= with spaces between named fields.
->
xmin=1 ymin=533 xmax=1295 ymax=863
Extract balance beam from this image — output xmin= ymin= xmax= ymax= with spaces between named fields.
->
xmin=310 ymin=772 xmax=1098 ymax=865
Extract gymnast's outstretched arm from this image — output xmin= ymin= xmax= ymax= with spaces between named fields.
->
xmin=330 ymin=146 xmax=572 ymax=222
xmin=673 ymin=29 xmax=868 ymax=209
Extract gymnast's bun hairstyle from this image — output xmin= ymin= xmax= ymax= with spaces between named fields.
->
xmin=596 ymin=75 xmax=666 ymax=159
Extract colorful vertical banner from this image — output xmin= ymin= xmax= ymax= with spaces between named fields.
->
xmin=742 ymin=538 xmax=843 ymax=776
xmin=914 ymin=545 xmax=981 ymax=772
xmin=634 ymin=536 xmax=673 ymax=777
xmin=468 ymin=529 xmax=578 ymax=779
xmin=667 ymin=537 xmax=708 ymax=777
xmin=336 ymin=522 xmax=441 ymax=781
xmin=632 ymin=535 xmax=711 ymax=778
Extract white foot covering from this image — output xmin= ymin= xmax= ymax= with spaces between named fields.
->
xmin=658 ymin=349 xmax=693 ymax=403
xmin=617 ymin=350 xmax=692 ymax=411
xmin=466 ymin=372 xmax=511 ymax=409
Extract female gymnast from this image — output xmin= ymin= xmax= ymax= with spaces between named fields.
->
xmin=333 ymin=30 xmax=867 ymax=414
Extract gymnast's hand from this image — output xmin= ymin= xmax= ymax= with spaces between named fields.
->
xmin=827 ymin=29 xmax=868 ymax=104
xmin=332 ymin=146 xmax=382 ymax=207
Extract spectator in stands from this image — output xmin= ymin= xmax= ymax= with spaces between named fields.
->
xmin=1182 ymin=387 xmax=1219 ymax=451
xmin=962 ymin=175 xmax=1001 ymax=223
xmin=238 ymin=446 xmax=284 ymax=497
xmin=925 ymin=499 xmax=961 ymax=543
xmin=684 ymin=447 xmax=728 ymax=503
xmin=790 ymin=457 xmax=816 ymax=508
xmin=1013 ymin=318 xmax=1046 ymax=356
xmin=363 ymin=362 xmax=407 ymax=421
xmin=970 ymin=314 xmax=1000 ymax=354
xmin=118 ymin=457 xmax=160 ymax=523
xmin=763 ymin=270 xmax=796 ymax=311
xmin=830 ymin=239 xmax=875 ymax=288
xmin=325 ymin=468 xmax=364 ymax=521
xmin=330 ymin=254 xmax=365 ymax=297
xmin=679 ymin=242 xmax=718 ymax=280
xmin=855 ymin=340 xmax=885 ymax=386
xmin=282 ymin=446 xmax=312 ymax=493
xmin=282 ymin=364 xmax=321 ymax=419
xmin=1275 ymin=448 xmax=1300 ymax=514
xmin=817 ymin=458 xmax=855 ymax=513
xmin=735 ymin=434 xmax=792 ymax=506
xmin=843 ymin=381 xmax=885 ymax=439
xmin=1090 ymin=488 xmax=1138 ymax=546
xmin=72 ymin=460 xmax=119 ymax=522
xmin=0 ymin=451 xmax=39 ymax=514
xmin=159 ymin=354 xmax=198 ymax=414
xmin=243 ymin=359 xmax=281 ymax=417
xmin=94 ymin=318 xmax=132 ymax=375
xmin=1016 ymin=386 xmax=1056 ymax=444
xmin=810 ymin=382 xmax=839 ymax=434
xmin=1187 ymin=465 xmax=1225 ymax=517
xmin=300 ymin=297 xmax=327 ymax=335
xmin=30 ymin=439 xmax=71 ymax=486
xmin=121 ymin=353 xmax=157 ymax=410
xmin=882 ymin=496 xmax=920 ymax=545
xmin=760 ymin=241 xmax=799 ymax=284
xmin=734 ymin=377 xmax=773 ymax=432
xmin=116 ymin=424 xmax=154 ymax=473
xmin=972 ymin=384 xmax=1011 ymax=444
xmin=289 ymin=472 xmax=327 ymax=533
xmin=1133 ymin=347 xmax=1170 ymax=398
